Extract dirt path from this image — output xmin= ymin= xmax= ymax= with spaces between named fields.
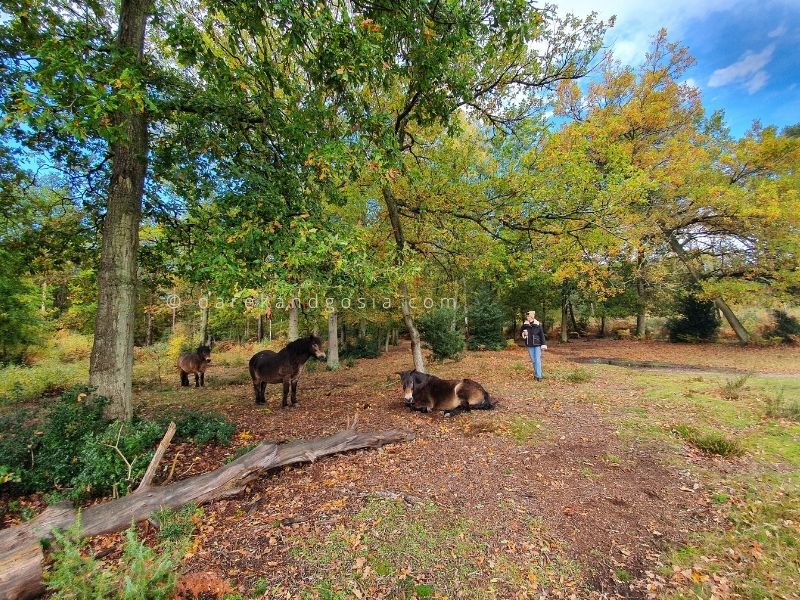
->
xmin=118 ymin=342 xmax=717 ymax=598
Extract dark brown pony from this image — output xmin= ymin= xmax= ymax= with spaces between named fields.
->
xmin=397 ymin=369 xmax=494 ymax=415
xmin=249 ymin=335 xmax=326 ymax=407
xmin=178 ymin=345 xmax=212 ymax=387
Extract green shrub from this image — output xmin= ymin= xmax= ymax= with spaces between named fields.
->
xmin=71 ymin=419 xmax=165 ymax=499
xmin=670 ymin=424 xmax=744 ymax=457
xmin=666 ymin=295 xmax=720 ymax=343
xmin=765 ymin=389 xmax=800 ymax=421
xmin=564 ymin=367 xmax=592 ymax=384
xmin=768 ymin=310 xmax=800 ymax=343
xmin=340 ymin=336 xmax=382 ymax=359
xmin=417 ymin=308 xmax=465 ymax=361
xmin=162 ymin=409 xmax=235 ymax=445
xmin=467 ymin=288 xmax=506 ymax=350
xmin=0 ymin=387 xmax=166 ymax=500
xmin=45 ymin=519 xmax=191 ymax=599
xmin=153 ymin=503 xmax=202 ymax=543
xmin=720 ymin=374 xmax=749 ymax=400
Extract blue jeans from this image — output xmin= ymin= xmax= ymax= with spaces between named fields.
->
xmin=527 ymin=346 xmax=542 ymax=378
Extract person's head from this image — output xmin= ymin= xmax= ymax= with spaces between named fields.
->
xmin=526 ymin=310 xmax=536 ymax=322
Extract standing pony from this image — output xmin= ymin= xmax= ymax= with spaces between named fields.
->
xmin=397 ymin=369 xmax=494 ymax=415
xmin=178 ymin=345 xmax=212 ymax=387
xmin=249 ymin=335 xmax=326 ymax=407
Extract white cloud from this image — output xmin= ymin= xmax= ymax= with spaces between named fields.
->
xmin=768 ymin=24 xmax=787 ymax=37
xmin=708 ymin=44 xmax=775 ymax=93
xmin=745 ymin=70 xmax=769 ymax=93
xmin=684 ymin=78 xmax=699 ymax=89
xmin=552 ymin=0 xmax=745 ymax=64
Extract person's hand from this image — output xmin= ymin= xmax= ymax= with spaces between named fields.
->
xmin=541 ymin=345 xmax=548 ymax=350
xmin=521 ymin=330 xmax=528 ymax=339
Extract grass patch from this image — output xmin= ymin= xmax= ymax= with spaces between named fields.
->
xmin=664 ymin=483 xmax=800 ymax=599
xmin=292 ymin=499 xmax=584 ymax=598
xmin=670 ymin=424 xmax=745 ymax=457
xmin=765 ymin=388 xmax=800 ymax=421
xmin=504 ymin=416 xmax=546 ymax=445
xmin=719 ymin=374 xmax=750 ymax=400
xmin=551 ymin=367 xmax=593 ymax=383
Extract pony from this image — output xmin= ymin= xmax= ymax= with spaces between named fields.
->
xmin=178 ymin=345 xmax=212 ymax=387
xmin=397 ymin=369 xmax=494 ymax=415
xmin=249 ymin=335 xmax=326 ymax=407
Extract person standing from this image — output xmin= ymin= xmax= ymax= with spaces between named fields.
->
xmin=520 ymin=310 xmax=547 ymax=381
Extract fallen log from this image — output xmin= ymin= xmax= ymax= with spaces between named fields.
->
xmin=0 ymin=427 xmax=414 ymax=600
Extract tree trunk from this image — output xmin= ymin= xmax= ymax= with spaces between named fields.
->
xmin=327 ymin=309 xmax=339 ymax=369
xmin=382 ymin=185 xmax=426 ymax=373
xmin=599 ymin=315 xmax=606 ymax=338
xmin=257 ymin=314 xmax=264 ymax=342
xmin=358 ymin=318 xmax=366 ymax=340
xmin=384 ymin=329 xmax=391 ymax=353
xmin=146 ymin=311 xmax=153 ymax=346
xmin=199 ymin=302 xmax=209 ymax=345
xmin=0 ymin=428 xmax=413 ymax=600
xmin=88 ymin=0 xmax=151 ymax=422
xmin=665 ymin=230 xmax=750 ymax=344
xmin=635 ymin=248 xmax=647 ymax=338
xmin=287 ymin=301 xmax=299 ymax=341
xmin=561 ymin=296 xmax=569 ymax=343
xmin=568 ymin=302 xmax=579 ymax=337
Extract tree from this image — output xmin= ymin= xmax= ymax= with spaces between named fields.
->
xmin=2 ymin=0 xmax=399 ymax=417
xmin=347 ymin=2 xmax=608 ymax=371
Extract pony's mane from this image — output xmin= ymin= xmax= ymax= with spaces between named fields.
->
xmin=282 ymin=335 xmax=319 ymax=355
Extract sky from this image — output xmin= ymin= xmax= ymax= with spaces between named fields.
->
xmin=552 ymin=0 xmax=800 ymax=137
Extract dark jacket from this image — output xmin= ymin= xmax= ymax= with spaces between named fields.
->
xmin=520 ymin=321 xmax=546 ymax=347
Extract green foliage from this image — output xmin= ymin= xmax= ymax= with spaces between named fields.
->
xmin=769 ymin=310 xmax=800 ymax=343
xmin=666 ymin=295 xmax=721 ymax=342
xmin=467 ymin=288 xmax=506 ymax=350
xmin=45 ymin=519 xmax=191 ymax=599
xmin=764 ymin=389 xmax=800 ymax=421
xmin=153 ymin=503 xmax=202 ymax=543
xmin=417 ymin=308 xmax=465 ymax=361
xmin=340 ymin=335 xmax=382 ymax=359
xmin=71 ymin=419 xmax=164 ymax=499
xmin=670 ymin=424 xmax=744 ymax=457
xmin=0 ymin=248 xmax=42 ymax=363
xmin=162 ymin=409 xmax=235 ymax=446
xmin=720 ymin=375 xmax=750 ymax=400
xmin=0 ymin=386 xmax=169 ymax=499
xmin=563 ymin=367 xmax=592 ymax=384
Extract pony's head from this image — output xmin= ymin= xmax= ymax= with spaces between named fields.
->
xmin=397 ymin=369 xmax=426 ymax=404
xmin=196 ymin=345 xmax=212 ymax=363
xmin=306 ymin=335 xmax=326 ymax=361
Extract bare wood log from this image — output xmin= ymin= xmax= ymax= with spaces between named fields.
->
xmin=0 ymin=428 xmax=413 ymax=600
xmin=137 ymin=421 xmax=176 ymax=491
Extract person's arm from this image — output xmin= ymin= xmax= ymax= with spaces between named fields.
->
xmin=520 ymin=323 xmax=528 ymax=341
xmin=541 ymin=324 xmax=547 ymax=350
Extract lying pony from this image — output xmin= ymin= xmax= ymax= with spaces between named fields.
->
xmin=397 ymin=369 xmax=494 ymax=416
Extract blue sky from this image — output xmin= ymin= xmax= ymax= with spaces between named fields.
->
xmin=554 ymin=0 xmax=800 ymax=137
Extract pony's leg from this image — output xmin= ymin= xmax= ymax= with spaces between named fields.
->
xmin=194 ymin=373 xmax=200 ymax=387
xmin=253 ymin=381 xmax=264 ymax=405
xmin=200 ymin=372 xmax=205 ymax=387
xmin=180 ymin=371 xmax=189 ymax=387
xmin=444 ymin=406 xmax=467 ymax=418
xmin=260 ymin=382 xmax=267 ymax=405
xmin=282 ymin=380 xmax=290 ymax=408
xmin=290 ymin=380 xmax=298 ymax=405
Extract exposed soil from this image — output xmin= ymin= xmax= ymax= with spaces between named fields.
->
xmin=9 ymin=338 xmax=795 ymax=598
